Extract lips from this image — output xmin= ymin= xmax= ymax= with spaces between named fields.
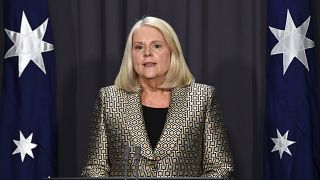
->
xmin=143 ymin=62 xmax=156 ymax=67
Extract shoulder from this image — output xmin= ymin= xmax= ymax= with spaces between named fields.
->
xmin=98 ymin=85 xmax=128 ymax=98
xmin=95 ymin=85 xmax=131 ymax=109
xmin=187 ymin=82 xmax=216 ymax=96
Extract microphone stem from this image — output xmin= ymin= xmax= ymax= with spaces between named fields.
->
xmin=124 ymin=145 xmax=130 ymax=180
xmin=134 ymin=146 xmax=141 ymax=180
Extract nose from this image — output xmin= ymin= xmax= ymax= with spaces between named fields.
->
xmin=144 ymin=46 xmax=151 ymax=57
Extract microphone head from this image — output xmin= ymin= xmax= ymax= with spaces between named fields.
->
xmin=123 ymin=145 xmax=130 ymax=160
xmin=134 ymin=146 xmax=141 ymax=160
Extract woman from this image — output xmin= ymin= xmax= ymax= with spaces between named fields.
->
xmin=81 ymin=16 xmax=234 ymax=179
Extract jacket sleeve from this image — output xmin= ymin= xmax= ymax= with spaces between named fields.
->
xmin=81 ymin=89 xmax=110 ymax=177
xmin=202 ymin=87 xmax=234 ymax=179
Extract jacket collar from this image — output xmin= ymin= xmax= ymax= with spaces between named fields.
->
xmin=124 ymin=85 xmax=188 ymax=161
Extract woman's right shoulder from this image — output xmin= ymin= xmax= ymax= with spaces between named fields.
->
xmin=96 ymin=85 xmax=129 ymax=108
xmin=98 ymin=85 xmax=127 ymax=96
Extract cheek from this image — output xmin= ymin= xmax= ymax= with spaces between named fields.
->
xmin=132 ymin=53 xmax=141 ymax=67
xmin=131 ymin=56 xmax=139 ymax=73
xmin=161 ymin=53 xmax=171 ymax=69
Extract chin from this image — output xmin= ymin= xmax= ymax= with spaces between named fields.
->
xmin=141 ymin=73 xmax=157 ymax=79
xmin=144 ymin=75 xmax=157 ymax=79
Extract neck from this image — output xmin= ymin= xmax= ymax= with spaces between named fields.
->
xmin=139 ymin=78 xmax=171 ymax=108
xmin=138 ymin=77 xmax=167 ymax=92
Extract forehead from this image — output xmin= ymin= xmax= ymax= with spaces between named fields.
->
xmin=132 ymin=26 xmax=165 ymax=42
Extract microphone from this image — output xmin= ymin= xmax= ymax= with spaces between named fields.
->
xmin=123 ymin=145 xmax=131 ymax=180
xmin=134 ymin=146 xmax=141 ymax=180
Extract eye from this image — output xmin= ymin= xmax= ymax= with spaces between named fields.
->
xmin=152 ymin=43 xmax=162 ymax=49
xmin=134 ymin=45 xmax=143 ymax=50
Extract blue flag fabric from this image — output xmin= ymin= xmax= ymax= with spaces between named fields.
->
xmin=0 ymin=0 xmax=56 ymax=179
xmin=264 ymin=0 xmax=320 ymax=179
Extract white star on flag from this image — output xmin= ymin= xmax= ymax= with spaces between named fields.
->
xmin=269 ymin=10 xmax=314 ymax=75
xmin=271 ymin=129 xmax=296 ymax=159
xmin=12 ymin=131 xmax=38 ymax=162
xmin=4 ymin=11 xmax=54 ymax=77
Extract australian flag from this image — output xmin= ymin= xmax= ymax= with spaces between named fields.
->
xmin=264 ymin=0 xmax=320 ymax=179
xmin=0 ymin=0 xmax=56 ymax=179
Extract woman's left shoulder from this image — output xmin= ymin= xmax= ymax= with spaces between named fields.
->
xmin=188 ymin=82 xmax=216 ymax=95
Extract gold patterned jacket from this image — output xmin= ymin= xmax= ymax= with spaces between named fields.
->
xmin=81 ymin=82 xmax=234 ymax=179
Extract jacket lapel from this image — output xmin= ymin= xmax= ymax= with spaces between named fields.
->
xmin=123 ymin=86 xmax=188 ymax=161
xmin=153 ymin=86 xmax=188 ymax=160
xmin=124 ymin=90 xmax=155 ymax=160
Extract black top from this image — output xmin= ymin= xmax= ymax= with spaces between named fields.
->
xmin=142 ymin=105 xmax=168 ymax=150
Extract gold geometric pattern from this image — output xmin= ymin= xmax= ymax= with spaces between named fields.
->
xmin=81 ymin=83 xmax=234 ymax=179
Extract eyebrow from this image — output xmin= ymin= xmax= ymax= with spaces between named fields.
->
xmin=133 ymin=40 xmax=163 ymax=44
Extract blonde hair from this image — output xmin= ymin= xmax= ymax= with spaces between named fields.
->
xmin=115 ymin=16 xmax=194 ymax=92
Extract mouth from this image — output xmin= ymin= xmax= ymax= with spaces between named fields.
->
xmin=143 ymin=62 xmax=157 ymax=67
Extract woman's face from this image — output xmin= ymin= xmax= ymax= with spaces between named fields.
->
xmin=131 ymin=26 xmax=171 ymax=81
